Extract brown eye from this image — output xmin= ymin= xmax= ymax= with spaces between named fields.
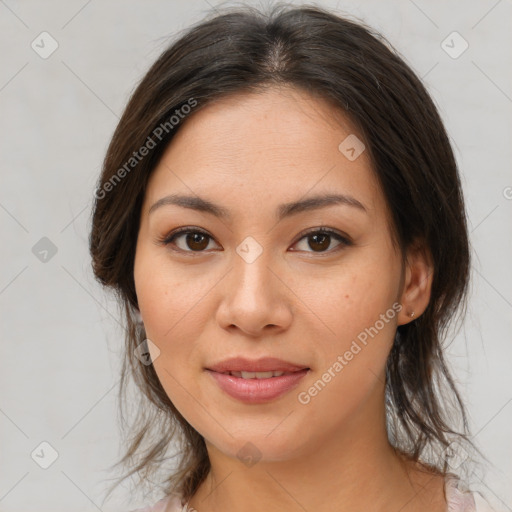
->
xmin=308 ymin=233 xmax=331 ymax=252
xmin=292 ymin=229 xmax=351 ymax=254
xmin=182 ymin=232 xmax=210 ymax=251
xmin=163 ymin=229 xmax=217 ymax=253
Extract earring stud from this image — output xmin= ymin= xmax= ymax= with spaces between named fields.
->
xmin=409 ymin=311 xmax=415 ymax=318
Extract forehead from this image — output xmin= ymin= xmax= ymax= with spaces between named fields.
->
xmin=144 ymin=87 xmax=384 ymax=218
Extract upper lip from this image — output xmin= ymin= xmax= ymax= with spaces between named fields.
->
xmin=206 ymin=357 xmax=309 ymax=373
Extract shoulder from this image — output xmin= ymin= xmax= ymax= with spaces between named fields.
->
xmin=128 ymin=494 xmax=186 ymax=512
xmin=444 ymin=475 xmax=482 ymax=512
xmin=403 ymin=459 xmax=484 ymax=512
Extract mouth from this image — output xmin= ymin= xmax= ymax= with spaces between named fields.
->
xmin=216 ymin=370 xmax=308 ymax=379
xmin=205 ymin=356 xmax=310 ymax=375
xmin=206 ymin=368 xmax=311 ymax=405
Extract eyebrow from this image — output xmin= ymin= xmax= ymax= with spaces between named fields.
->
xmin=148 ymin=192 xmax=367 ymax=221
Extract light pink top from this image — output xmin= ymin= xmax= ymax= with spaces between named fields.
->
xmin=129 ymin=476 xmax=478 ymax=512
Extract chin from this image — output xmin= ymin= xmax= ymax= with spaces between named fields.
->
xmin=205 ymin=431 xmax=307 ymax=466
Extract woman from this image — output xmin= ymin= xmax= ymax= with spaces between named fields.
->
xmin=90 ymin=4 xmax=483 ymax=511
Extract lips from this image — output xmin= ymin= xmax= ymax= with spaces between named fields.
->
xmin=225 ymin=370 xmax=289 ymax=379
xmin=205 ymin=357 xmax=310 ymax=403
xmin=206 ymin=356 xmax=309 ymax=374
xmin=206 ymin=368 xmax=310 ymax=403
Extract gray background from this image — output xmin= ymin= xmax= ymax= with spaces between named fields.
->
xmin=1 ymin=0 xmax=511 ymax=510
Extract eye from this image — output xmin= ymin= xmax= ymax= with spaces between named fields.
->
xmin=291 ymin=228 xmax=352 ymax=254
xmin=160 ymin=227 xmax=220 ymax=253
xmin=159 ymin=226 xmax=352 ymax=255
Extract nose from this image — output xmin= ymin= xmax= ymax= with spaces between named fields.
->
xmin=215 ymin=244 xmax=293 ymax=337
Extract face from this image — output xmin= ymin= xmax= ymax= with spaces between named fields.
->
xmin=134 ymin=86 xmax=411 ymax=463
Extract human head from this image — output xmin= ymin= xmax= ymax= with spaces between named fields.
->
xmin=90 ymin=4 xmax=471 ymax=500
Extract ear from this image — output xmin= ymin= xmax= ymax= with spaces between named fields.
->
xmin=397 ymin=240 xmax=434 ymax=326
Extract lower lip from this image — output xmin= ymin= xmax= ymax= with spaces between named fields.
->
xmin=206 ymin=369 xmax=309 ymax=404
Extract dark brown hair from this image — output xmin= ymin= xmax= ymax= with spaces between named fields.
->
xmin=90 ymin=3 xmax=475 ymax=503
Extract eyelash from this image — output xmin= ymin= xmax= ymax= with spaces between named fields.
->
xmin=158 ymin=226 xmax=352 ymax=256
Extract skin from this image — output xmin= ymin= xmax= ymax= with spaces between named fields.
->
xmin=133 ymin=86 xmax=444 ymax=511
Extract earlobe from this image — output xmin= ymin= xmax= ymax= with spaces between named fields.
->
xmin=397 ymin=242 xmax=434 ymax=326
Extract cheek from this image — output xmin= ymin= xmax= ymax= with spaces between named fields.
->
xmin=133 ymin=246 xmax=217 ymax=403
xmin=302 ymin=258 xmax=400 ymax=341
xmin=296 ymin=249 xmax=402 ymax=404
xmin=292 ymin=277 xmax=400 ymax=437
xmin=134 ymin=246 xmax=209 ymax=342
xmin=134 ymin=260 xmax=207 ymax=423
